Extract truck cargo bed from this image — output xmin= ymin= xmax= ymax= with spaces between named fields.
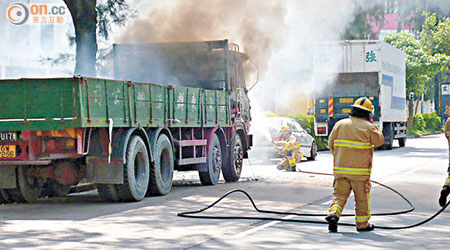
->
xmin=0 ymin=77 xmax=230 ymax=131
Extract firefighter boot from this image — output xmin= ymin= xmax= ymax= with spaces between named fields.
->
xmin=325 ymin=214 xmax=339 ymax=233
xmin=357 ymin=224 xmax=375 ymax=232
xmin=276 ymin=165 xmax=284 ymax=170
xmin=287 ymin=166 xmax=296 ymax=172
xmin=439 ymin=186 xmax=450 ymax=207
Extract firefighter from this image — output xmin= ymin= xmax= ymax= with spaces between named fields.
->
xmin=325 ymin=97 xmax=385 ymax=232
xmin=274 ymin=126 xmax=302 ymax=172
xmin=439 ymin=117 xmax=450 ymax=207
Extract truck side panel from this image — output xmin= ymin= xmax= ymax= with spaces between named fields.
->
xmin=379 ymin=42 xmax=407 ymax=122
xmin=171 ymin=87 xmax=202 ymax=127
xmin=0 ymin=78 xmax=81 ymax=131
xmin=79 ymin=78 xmax=230 ymax=129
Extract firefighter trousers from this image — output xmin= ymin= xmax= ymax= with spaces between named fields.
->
xmin=328 ymin=177 xmax=371 ymax=229
xmin=279 ymin=150 xmax=300 ymax=170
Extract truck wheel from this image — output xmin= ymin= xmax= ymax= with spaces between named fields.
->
xmin=97 ymin=184 xmax=120 ymax=202
xmin=380 ymin=123 xmax=394 ymax=150
xmin=7 ymin=166 xmax=44 ymax=203
xmin=307 ymin=142 xmax=317 ymax=161
xmin=115 ymin=135 xmax=150 ymax=202
xmin=148 ymin=134 xmax=174 ymax=196
xmin=199 ymin=134 xmax=222 ymax=185
xmin=0 ymin=190 xmax=12 ymax=204
xmin=43 ymin=180 xmax=72 ymax=198
xmin=222 ymin=134 xmax=243 ymax=182
xmin=398 ymin=137 xmax=406 ymax=147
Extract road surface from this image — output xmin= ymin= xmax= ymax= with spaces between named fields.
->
xmin=0 ymin=135 xmax=449 ymax=249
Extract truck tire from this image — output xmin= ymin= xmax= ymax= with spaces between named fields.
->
xmin=0 ymin=190 xmax=12 ymax=204
xmin=199 ymin=134 xmax=222 ymax=185
xmin=115 ymin=135 xmax=150 ymax=202
xmin=43 ymin=180 xmax=72 ymax=198
xmin=97 ymin=184 xmax=120 ymax=202
xmin=380 ymin=123 xmax=394 ymax=150
xmin=307 ymin=142 xmax=317 ymax=161
xmin=7 ymin=166 xmax=44 ymax=203
xmin=222 ymin=134 xmax=243 ymax=182
xmin=398 ymin=137 xmax=406 ymax=147
xmin=148 ymin=134 xmax=174 ymax=196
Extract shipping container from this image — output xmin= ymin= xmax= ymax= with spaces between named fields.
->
xmin=313 ymin=40 xmax=407 ymax=149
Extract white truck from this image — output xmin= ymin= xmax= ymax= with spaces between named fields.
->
xmin=313 ymin=40 xmax=407 ymax=149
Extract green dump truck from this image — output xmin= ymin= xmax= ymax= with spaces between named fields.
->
xmin=0 ymin=40 xmax=252 ymax=203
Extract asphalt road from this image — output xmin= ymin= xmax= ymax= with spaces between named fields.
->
xmin=0 ymin=134 xmax=449 ymax=249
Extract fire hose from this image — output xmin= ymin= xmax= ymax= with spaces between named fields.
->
xmin=178 ymin=170 xmax=450 ymax=230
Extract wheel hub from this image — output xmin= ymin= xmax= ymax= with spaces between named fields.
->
xmin=234 ymin=144 xmax=243 ymax=174
xmin=212 ymin=147 xmax=221 ymax=174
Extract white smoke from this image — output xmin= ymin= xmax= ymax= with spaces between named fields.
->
xmin=114 ymin=0 xmax=383 ymax=151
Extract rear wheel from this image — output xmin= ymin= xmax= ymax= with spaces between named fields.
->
xmin=147 ymin=134 xmax=174 ymax=196
xmin=380 ymin=123 xmax=394 ymax=150
xmin=7 ymin=166 xmax=45 ymax=203
xmin=114 ymin=135 xmax=150 ymax=202
xmin=199 ymin=134 xmax=222 ymax=185
xmin=222 ymin=134 xmax=243 ymax=182
xmin=43 ymin=180 xmax=72 ymax=198
xmin=0 ymin=189 xmax=12 ymax=204
xmin=97 ymin=183 xmax=120 ymax=202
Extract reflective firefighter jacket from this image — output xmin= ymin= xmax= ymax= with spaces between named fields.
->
xmin=445 ymin=118 xmax=450 ymax=178
xmin=328 ymin=116 xmax=385 ymax=181
xmin=280 ymin=134 xmax=302 ymax=163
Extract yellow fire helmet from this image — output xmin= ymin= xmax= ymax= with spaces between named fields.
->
xmin=281 ymin=126 xmax=290 ymax=132
xmin=352 ymin=97 xmax=374 ymax=113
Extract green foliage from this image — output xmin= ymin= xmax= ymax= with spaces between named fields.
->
xmin=421 ymin=13 xmax=450 ymax=56
xmin=384 ymin=32 xmax=445 ymax=101
xmin=420 ymin=13 xmax=450 ymax=83
xmin=384 ymin=13 xmax=450 ymax=129
xmin=409 ymin=112 xmax=443 ymax=136
xmin=287 ymin=114 xmax=314 ymax=131
xmin=286 ymin=114 xmax=328 ymax=150
xmin=344 ymin=0 xmax=385 ymax=39
xmin=96 ymin=0 xmax=135 ymax=40
xmin=412 ymin=113 xmax=426 ymax=131
xmin=264 ymin=111 xmax=279 ymax=117
xmin=422 ymin=112 xmax=442 ymax=131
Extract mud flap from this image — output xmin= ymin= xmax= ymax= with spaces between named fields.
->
xmin=86 ymin=156 xmax=124 ymax=184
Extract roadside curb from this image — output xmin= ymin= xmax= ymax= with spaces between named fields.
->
xmin=407 ymin=132 xmax=443 ymax=139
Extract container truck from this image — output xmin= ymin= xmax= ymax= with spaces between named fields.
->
xmin=0 ymin=40 xmax=252 ymax=203
xmin=314 ymin=40 xmax=407 ymax=149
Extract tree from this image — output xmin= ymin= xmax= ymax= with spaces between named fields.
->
xmin=344 ymin=0 xmax=385 ymax=39
xmin=63 ymin=0 xmax=131 ymax=77
xmin=420 ymin=13 xmax=450 ymax=112
xmin=384 ymin=31 xmax=446 ymax=128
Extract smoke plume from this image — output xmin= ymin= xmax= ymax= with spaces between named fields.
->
xmin=118 ymin=0 xmax=381 ymax=152
xmin=119 ymin=0 xmax=287 ymax=79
